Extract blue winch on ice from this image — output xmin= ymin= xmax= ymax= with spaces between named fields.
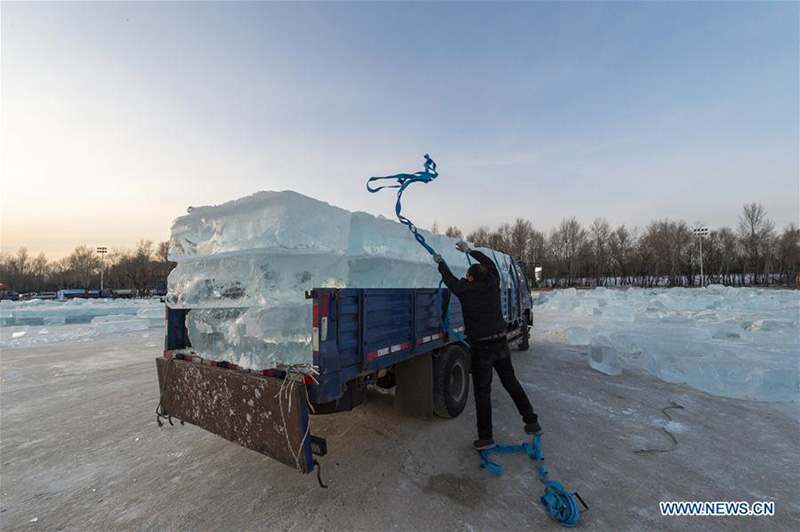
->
xmin=479 ymin=435 xmax=589 ymax=527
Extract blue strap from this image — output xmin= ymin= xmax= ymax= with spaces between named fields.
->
xmin=479 ymin=435 xmax=585 ymax=527
xmin=366 ymin=154 xmax=439 ymax=256
xmin=367 ymin=155 xmax=468 ymax=346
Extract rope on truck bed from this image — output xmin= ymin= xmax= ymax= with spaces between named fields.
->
xmin=275 ymin=363 xmax=326 ymax=485
xmin=156 ymin=356 xmax=183 ymax=427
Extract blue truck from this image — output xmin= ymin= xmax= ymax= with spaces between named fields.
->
xmin=156 ymin=259 xmax=533 ymax=475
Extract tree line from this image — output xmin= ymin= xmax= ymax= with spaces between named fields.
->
xmin=436 ymin=202 xmax=799 ymax=288
xmin=2 ymin=202 xmax=798 ymax=294
xmin=0 ymin=240 xmax=174 ymax=295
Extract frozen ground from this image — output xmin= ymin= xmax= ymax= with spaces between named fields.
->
xmin=1 ymin=322 xmax=798 ymax=530
xmin=532 ymin=287 xmax=799 ymax=402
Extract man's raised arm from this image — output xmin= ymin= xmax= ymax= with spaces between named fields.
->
xmin=456 ymin=240 xmax=499 ymax=277
xmin=435 ymin=255 xmax=467 ymax=295
xmin=467 ymin=250 xmax=498 ymax=276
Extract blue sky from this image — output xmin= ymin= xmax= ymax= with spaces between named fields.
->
xmin=2 ymin=1 xmax=797 ymax=257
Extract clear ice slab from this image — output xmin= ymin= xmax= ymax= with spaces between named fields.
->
xmin=167 ymin=190 xmax=514 ymax=369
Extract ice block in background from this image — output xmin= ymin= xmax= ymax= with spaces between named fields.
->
xmin=167 ymin=190 xmax=515 ymax=369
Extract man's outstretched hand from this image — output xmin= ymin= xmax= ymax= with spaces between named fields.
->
xmin=433 ymin=254 xmax=443 ymax=264
xmin=456 ymin=241 xmax=471 ymax=253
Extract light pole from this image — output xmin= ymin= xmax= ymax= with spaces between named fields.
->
xmin=97 ymin=246 xmax=107 ymax=294
xmin=692 ymin=227 xmax=708 ymax=287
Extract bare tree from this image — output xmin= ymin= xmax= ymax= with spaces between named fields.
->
xmin=31 ymin=253 xmax=49 ymax=292
xmin=430 ymin=221 xmax=440 ymax=235
xmin=65 ymin=245 xmax=100 ymax=290
xmin=776 ymin=223 xmax=800 ymax=286
xmin=445 ymin=226 xmax=463 ymax=239
xmin=550 ymin=217 xmax=587 ymax=286
xmin=589 ymin=218 xmax=611 ymax=286
xmin=523 ymin=229 xmax=547 ymax=286
xmin=609 ymin=225 xmax=635 ymax=285
xmin=711 ymin=227 xmax=739 ymax=285
xmin=5 ymin=248 xmax=30 ymax=291
xmin=466 ymin=226 xmax=491 ymax=247
xmin=117 ymin=240 xmax=155 ymax=295
xmin=487 ymin=223 xmax=512 ymax=253
xmin=738 ymin=202 xmax=775 ymax=284
xmin=510 ymin=218 xmax=533 ymax=260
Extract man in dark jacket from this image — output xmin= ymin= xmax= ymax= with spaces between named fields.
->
xmin=435 ymin=241 xmax=541 ymax=450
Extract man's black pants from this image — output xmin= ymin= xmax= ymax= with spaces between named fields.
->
xmin=470 ymin=339 xmax=537 ymax=440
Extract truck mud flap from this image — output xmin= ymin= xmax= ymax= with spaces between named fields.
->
xmin=155 ymin=357 xmax=315 ymax=473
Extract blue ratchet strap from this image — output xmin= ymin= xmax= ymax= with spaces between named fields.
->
xmin=366 ymin=154 xmax=439 ymax=256
xmin=479 ymin=435 xmax=588 ymax=527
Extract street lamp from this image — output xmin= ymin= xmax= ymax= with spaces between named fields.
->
xmin=692 ymin=227 xmax=708 ymax=287
xmin=97 ymin=246 xmax=107 ymax=294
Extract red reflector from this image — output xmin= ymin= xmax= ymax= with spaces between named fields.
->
xmin=321 ymin=294 xmax=329 ymax=318
xmin=417 ymin=338 xmax=424 ymax=345
xmin=303 ymin=375 xmax=315 ymax=385
xmin=367 ymin=351 xmax=379 ymax=361
xmin=312 ymin=301 xmax=319 ymax=328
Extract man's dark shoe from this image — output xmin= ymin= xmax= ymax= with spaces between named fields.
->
xmin=524 ymin=421 xmax=543 ymax=436
xmin=472 ymin=438 xmax=496 ymax=451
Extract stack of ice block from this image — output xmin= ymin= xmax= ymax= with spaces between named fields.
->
xmin=167 ymin=191 xmax=514 ymax=370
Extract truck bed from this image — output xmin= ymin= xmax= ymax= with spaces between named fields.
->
xmin=157 ymin=284 xmax=531 ymax=474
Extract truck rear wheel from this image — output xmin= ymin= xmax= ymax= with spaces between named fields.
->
xmin=433 ymin=345 xmax=470 ymax=418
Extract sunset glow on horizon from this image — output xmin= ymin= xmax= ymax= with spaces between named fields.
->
xmin=2 ymin=1 xmax=797 ymax=260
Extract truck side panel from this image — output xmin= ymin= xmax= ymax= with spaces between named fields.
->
xmin=309 ymin=288 xmax=465 ymax=405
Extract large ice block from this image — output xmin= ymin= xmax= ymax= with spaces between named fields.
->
xmin=167 ymin=190 xmax=515 ymax=370
xmin=167 ymin=253 xmax=349 ymax=308
xmin=169 ymin=191 xmax=352 ymax=259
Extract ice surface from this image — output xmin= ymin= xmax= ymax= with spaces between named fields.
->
xmin=709 ymin=321 xmax=746 ymax=341
xmin=0 ymin=299 xmax=164 ymax=349
xmin=91 ymin=315 xmax=151 ymax=334
xmin=532 ymin=287 xmax=799 ymax=401
xmin=601 ymin=305 xmax=636 ymax=322
xmin=565 ymin=326 xmax=591 ymax=346
xmin=0 ymin=298 xmax=162 ymax=326
xmin=167 ymin=190 xmax=513 ymax=369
